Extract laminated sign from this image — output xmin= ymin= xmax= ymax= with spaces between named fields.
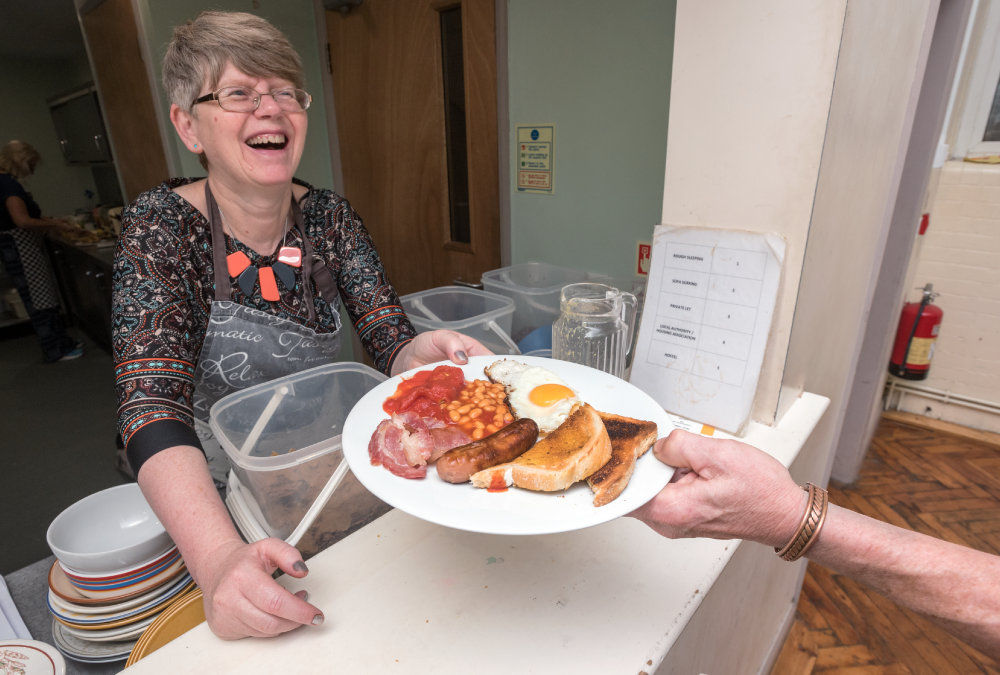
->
xmin=629 ymin=225 xmax=785 ymax=434
xmin=516 ymin=125 xmax=554 ymax=193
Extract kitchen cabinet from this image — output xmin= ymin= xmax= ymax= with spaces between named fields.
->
xmin=49 ymin=86 xmax=113 ymax=165
xmin=81 ymin=0 xmax=170 ymax=202
xmin=47 ymin=238 xmax=113 ymax=353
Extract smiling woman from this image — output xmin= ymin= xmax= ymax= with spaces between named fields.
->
xmin=111 ymin=11 xmax=493 ymax=643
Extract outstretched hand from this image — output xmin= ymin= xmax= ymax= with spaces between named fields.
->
xmin=628 ymin=430 xmax=806 ymax=548
xmin=391 ymin=330 xmax=494 ymax=376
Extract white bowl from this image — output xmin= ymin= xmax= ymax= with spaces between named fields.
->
xmin=47 ymin=484 xmax=172 ymax=573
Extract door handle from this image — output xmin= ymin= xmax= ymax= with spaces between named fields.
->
xmin=60 ymin=140 xmax=68 ymax=156
xmin=324 ymin=0 xmax=362 ymax=14
xmin=94 ymin=135 xmax=103 ymax=153
xmin=452 ymin=278 xmax=483 ymax=290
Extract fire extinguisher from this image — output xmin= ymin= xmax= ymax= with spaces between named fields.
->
xmin=889 ymin=283 xmax=943 ymax=380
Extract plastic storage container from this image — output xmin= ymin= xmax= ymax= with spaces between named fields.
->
xmin=481 ymin=262 xmax=591 ymax=343
xmin=401 ymin=286 xmax=519 ymax=354
xmin=209 ymin=362 xmax=387 ymax=540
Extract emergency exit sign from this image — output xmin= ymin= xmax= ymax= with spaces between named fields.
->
xmin=516 ymin=125 xmax=554 ymax=194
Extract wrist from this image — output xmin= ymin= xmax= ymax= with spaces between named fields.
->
xmin=190 ymin=538 xmax=244 ymax=591
xmin=768 ymin=485 xmax=810 ymax=549
xmin=390 ymin=340 xmax=414 ymax=377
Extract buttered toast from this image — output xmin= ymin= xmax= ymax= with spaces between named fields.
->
xmin=470 ymin=403 xmax=611 ymax=492
xmin=587 ymin=412 xmax=658 ymax=506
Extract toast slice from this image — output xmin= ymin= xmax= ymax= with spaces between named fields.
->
xmin=470 ymin=403 xmax=611 ymax=492
xmin=586 ymin=412 xmax=658 ymax=506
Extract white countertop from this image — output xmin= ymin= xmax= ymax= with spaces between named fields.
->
xmin=125 ymin=392 xmax=828 ymax=674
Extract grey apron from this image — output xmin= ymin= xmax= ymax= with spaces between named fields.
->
xmin=192 ymin=183 xmax=342 ymax=487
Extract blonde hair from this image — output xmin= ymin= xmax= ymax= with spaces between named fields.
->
xmin=0 ymin=140 xmax=41 ymax=179
xmin=162 ymin=11 xmax=304 ymax=113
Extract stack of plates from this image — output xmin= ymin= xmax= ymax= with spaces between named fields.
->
xmin=45 ymin=484 xmax=201 ymax=663
xmin=46 ymin=546 xmax=195 ymax=664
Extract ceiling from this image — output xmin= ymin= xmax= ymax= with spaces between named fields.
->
xmin=0 ymin=0 xmax=87 ymax=59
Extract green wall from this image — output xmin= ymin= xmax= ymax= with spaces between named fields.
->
xmin=506 ymin=0 xmax=675 ymax=279
xmin=140 ymin=0 xmax=335 ymax=190
xmin=0 ymin=54 xmax=99 ymax=216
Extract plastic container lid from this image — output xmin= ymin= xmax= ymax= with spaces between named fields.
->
xmin=523 ymin=348 xmax=552 ymax=358
xmin=481 ymin=262 xmax=591 ymax=295
xmin=401 ymin=287 xmax=514 ymax=329
xmin=209 ymin=362 xmax=387 ymax=471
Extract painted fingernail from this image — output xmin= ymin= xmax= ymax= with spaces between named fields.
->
xmin=296 ymin=590 xmax=310 ymax=602
xmin=312 ymin=614 xmax=324 ymax=626
xmin=293 ymin=560 xmax=308 ymax=573
xmin=456 ymin=351 xmax=468 ymax=362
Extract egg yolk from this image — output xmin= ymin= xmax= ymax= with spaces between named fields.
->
xmin=529 ymin=383 xmax=576 ymax=407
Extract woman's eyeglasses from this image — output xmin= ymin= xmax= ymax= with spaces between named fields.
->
xmin=191 ymin=86 xmax=311 ymax=113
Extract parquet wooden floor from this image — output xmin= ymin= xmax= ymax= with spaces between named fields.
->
xmin=771 ymin=418 xmax=1000 ymax=675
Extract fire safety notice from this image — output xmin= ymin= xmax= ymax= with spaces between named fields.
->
xmin=516 ymin=125 xmax=554 ymax=193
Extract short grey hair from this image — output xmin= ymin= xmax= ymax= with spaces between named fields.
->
xmin=162 ymin=11 xmax=304 ymax=113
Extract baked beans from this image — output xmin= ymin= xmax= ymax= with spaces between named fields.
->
xmin=444 ymin=379 xmax=513 ymax=438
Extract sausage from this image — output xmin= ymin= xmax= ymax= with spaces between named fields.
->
xmin=435 ymin=418 xmax=539 ymax=484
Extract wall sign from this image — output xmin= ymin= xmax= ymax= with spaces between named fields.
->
xmin=516 ymin=125 xmax=554 ymax=193
xmin=629 ymin=225 xmax=785 ymax=435
xmin=636 ymin=241 xmax=651 ymax=276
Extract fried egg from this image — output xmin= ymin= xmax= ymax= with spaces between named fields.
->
xmin=486 ymin=360 xmax=580 ymax=434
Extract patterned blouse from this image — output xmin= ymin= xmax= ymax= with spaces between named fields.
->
xmin=113 ymin=178 xmax=416 ymax=474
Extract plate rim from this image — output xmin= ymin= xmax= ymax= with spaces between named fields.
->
xmin=58 ymin=613 xmax=156 ymax=639
xmin=58 ymin=545 xmax=178 ymax=582
xmin=0 ymin=638 xmax=66 ymax=675
xmin=48 ymin=561 xmax=187 ymax=605
xmin=341 ymin=355 xmax=674 ymax=536
xmin=50 ymin=619 xmax=135 ymax=660
xmin=47 ymin=572 xmax=192 ymax=616
xmin=47 ymin=580 xmax=196 ymax=626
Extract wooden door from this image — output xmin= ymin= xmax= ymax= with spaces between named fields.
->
xmin=327 ymin=0 xmax=501 ymax=296
xmin=81 ymin=0 xmax=169 ymax=202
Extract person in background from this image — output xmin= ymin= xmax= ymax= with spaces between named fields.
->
xmin=113 ymin=11 xmax=491 ymax=641
xmin=630 ymin=431 xmax=1000 ymax=661
xmin=0 ymin=140 xmax=82 ymax=362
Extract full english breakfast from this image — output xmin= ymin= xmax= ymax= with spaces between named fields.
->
xmin=366 ymin=360 xmax=660 ymax=505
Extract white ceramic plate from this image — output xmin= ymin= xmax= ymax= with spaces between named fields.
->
xmin=67 ymin=624 xmax=148 ymax=643
xmin=47 ymin=578 xmax=194 ymax=625
xmin=60 ymin=614 xmax=155 ymax=640
xmin=0 ymin=639 xmax=66 ymax=674
xmin=47 ymin=572 xmax=192 ymax=617
xmin=50 ymin=620 xmax=133 ymax=662
xmin=342 ymin=356 xmax=675 ymax=535
xmin=73 ymin=559 xmax=186 ymax=600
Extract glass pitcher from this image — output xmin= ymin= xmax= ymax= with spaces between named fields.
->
xmin=552 ymin=283 xmax=637 ymax=378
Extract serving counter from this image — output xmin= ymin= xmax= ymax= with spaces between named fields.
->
xmin=124 ymin=393 xmax=829 ymax=675
xmin=46 ymin=235 xmax=115 ymax=353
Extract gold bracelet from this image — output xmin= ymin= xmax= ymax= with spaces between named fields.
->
xmin=774 ymin=482 xmax=829 ymax=562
